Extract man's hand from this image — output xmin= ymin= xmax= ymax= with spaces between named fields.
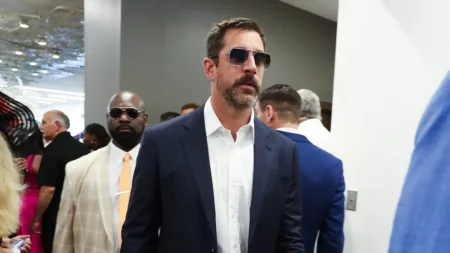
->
xmin=29 ymin=221 xmax=41 ymax=234
xmin=1 ymin=236 xmax=31 ymax=253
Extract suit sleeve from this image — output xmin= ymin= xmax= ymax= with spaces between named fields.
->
xmin=277 ymin=144 xmax=305 ymax=253
xmin=53 ymin=163 xmax=76 ymax=253
xmin=121 ymin=128 xmax=161 ymax=253
xmin=317 ymin=160 xmax=345 ymax=253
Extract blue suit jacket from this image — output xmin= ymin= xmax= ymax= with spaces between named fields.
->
xmin=389 ymin=71 xmax=450 ymax=253
xmin=121 ymin=106 xmax=305 ymax=253
xmin=277 ymin=131 xmax=345 ymax=253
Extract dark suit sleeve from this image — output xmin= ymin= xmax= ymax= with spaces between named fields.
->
xmin=121 ymin=129 xmax=161 ymax=253
xmin=37 ymin=148 xmax=58 ymax=187
xmin=317 ymin=160 xmax=345 ymax=253
xmin=277 ymin=144 xmax=305 ymax=253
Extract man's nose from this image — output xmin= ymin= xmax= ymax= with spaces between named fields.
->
xmin=242 ymin=55 xmax=257 ymax=75
xmin=119 ymin=112 xmax=131 ymax=122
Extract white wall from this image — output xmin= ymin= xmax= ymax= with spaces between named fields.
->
xmin=84 ymin=0 xmax=121 ymax=126
xmin=331 ymin=0 xmax=450 ymax=252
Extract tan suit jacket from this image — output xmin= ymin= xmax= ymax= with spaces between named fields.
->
xmin=53 ymin=146 xmax=115 ymax=253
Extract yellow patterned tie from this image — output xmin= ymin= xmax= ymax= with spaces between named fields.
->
xmin=118 ymin=153 xmax=131 ymax=248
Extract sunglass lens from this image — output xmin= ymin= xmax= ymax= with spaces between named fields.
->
xmin=109 ymin=108 xmax=122 ymax=118
xmin=254 ymin=52 xmax=271 ymax=69
xmin=126 ymin=108 xmax=139 ymax=119
xmin=229 ymin=48 xmax=249 ymax=65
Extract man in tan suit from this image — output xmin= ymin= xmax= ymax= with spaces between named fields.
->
xmin=53 ymin=91 xmax=147 ymax=253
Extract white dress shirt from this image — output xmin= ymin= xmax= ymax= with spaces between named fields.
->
xmin=204 ymin=97 xmax=254 ymax=253
xmin=108 ymin=142 xmax=141 ymax=252
xmin=297 ymin=118 xmax=331 ymax=152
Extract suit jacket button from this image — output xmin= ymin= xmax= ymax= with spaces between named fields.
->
xmin=211 ymin=249 xmax=215 ymax=252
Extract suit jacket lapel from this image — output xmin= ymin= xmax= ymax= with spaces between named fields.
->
xmin=249 ymin=119 xmax=273 ymax=243
xmin=94 ymin=146 xmax=114 ymax=247
xmin=180 ymin=106 xmax=216 ymax=239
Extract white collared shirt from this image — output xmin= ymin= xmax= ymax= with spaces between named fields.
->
xmin=108 ymin=142 xmax=141 ymax=252
xmin=297 ymin=118 xmax=331 ymax=152
xmin=204 ymin=97 xmax=254 ymax=253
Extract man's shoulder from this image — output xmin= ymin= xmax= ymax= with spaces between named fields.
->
xmin=296 ymin=139 xmax=343 ymax=172
xmin=66 ymin=147 xmax=105 ymax=174
xmin=144 ymin=110 xmax=201 ymax=140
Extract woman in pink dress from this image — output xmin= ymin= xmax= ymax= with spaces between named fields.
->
xmin=16 ymin=137 xmax=44 ymax=253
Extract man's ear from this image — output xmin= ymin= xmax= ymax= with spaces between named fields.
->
xmin=203 ymin=58 xmax=217 ymax=82
xmin=54 ymin=120 xmax=62 ymax=130
xmin=266 ymin=104 xmax=275 ymax=122
xmin=144 ymin=113 xmax=149 ymax=125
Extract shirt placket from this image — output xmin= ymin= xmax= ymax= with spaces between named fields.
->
xmin=228 ymin=136 xmax=241 ymax=253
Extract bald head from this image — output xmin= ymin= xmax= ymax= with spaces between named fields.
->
xmin=107 ymin=91 xmax=145 ymax=112
xmin=107 ymin=91 xmax=147 ymax=152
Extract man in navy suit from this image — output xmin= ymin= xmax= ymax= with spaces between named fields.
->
xmin=121 ymin=18 xmax=305 ymax=253
xmin=255 ymin=84 xmax=345 ymax=253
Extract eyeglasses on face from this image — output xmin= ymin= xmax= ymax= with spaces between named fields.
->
xmin=108 ymin=107 xmax=142 ymax=119
xmin=210 ymin=48 xmax=271 ymax=70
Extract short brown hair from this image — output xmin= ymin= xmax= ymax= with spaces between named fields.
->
xmin=181 ymin=103 xmax=199 ymax=111
xmin=206 ymin=17 xmax=266 ymax=66
xmin=257 ymin=84 xmax=302 ymax=124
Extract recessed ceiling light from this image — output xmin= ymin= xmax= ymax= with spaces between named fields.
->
xmin=11 ymin=68 xmax=18 ymax=71
xmin=0 ymin=60 xmax=2 ymax=63
xmin=52 ymin=54 xmax=60 ymax=59
xmin=29 ymin=62 xmax=37 ymax=66
xmin=19 ymin=21 xmax=29 ymax=29
xmin=40 ymin=70 xmax=48 ymax=74
xmin=37 ymin=39 xmax=47 ymax=46
xmin=32 ymin=73 xmax=39 ymax=76
xmin=15 ymin=51 xmax=23 ymax=55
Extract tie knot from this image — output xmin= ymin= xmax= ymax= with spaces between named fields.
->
xmin=123 ymin=153 xmax=131 ymax=161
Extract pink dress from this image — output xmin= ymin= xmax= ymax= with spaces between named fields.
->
xmin=17 ymin=154 xmax=43 ymax=253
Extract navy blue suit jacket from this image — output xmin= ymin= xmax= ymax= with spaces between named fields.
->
xmin=121 ymin=106 xmax=305 ymax=253
xmin=277 ymin=131 xmax=345 ymax=253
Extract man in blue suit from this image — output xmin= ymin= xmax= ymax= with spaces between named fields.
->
xmin=255 ymin=84 xmax=345 ymax=253
xmin=389 ymin=71 xmax=450 ymax=253
xmin=121 ymin=18 xmax=305 ymax=253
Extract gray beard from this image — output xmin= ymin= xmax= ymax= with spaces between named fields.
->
xmin=218 ymin=84 xmax=257 ymax=110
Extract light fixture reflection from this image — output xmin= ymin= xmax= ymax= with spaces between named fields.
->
xmin=19 ymin=21 xmax=29 ymax=29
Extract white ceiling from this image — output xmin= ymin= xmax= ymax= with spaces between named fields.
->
xmin=280 ymin=0 xmax=338 ymax=22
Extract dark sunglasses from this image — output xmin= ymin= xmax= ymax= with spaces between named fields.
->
xmin=211 ymin=48 xmax=271 ymax=69
xmin=109 ymin=107 xmax=142 ymax=119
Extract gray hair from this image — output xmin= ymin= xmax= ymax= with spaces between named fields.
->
xmin=52 ymin=111 xmax=70 ymax=129
xmin=297 ymin=89 xmax=322 ymax=120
